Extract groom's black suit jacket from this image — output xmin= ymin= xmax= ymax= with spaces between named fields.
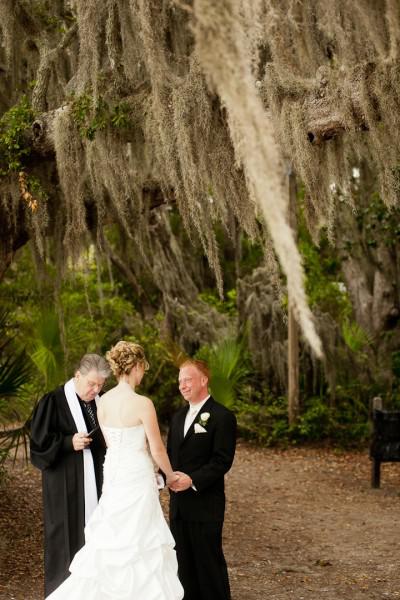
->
xmin=167 ymin=396 xmax=237 ymax=522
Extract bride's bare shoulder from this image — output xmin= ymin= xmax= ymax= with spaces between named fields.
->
xmin=99 ymin=385 xmax=120 ymax=401
xmin=133 ymin=391 xmax=151 ymax=402
xmin=134 ymin=392 xmax=154 ymax=408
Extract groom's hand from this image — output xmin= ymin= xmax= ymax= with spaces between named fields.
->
xmin=169 ymin=471 xmax=192 ymax=492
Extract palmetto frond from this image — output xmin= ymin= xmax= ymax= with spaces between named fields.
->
xmin=0 ymin=311 xmax=33 ymax=468
xmin=29 ymin=310 xmax=65 ymax=389
xmin=0 ymin=353 xmax=32 ymax=397
xmin=208 ymin=338 xmax=249 ymax=408
xmin=0 ymin=421 xmax=30 ymax=469
xmin=341 ymin=318 xmax=373 ymax=355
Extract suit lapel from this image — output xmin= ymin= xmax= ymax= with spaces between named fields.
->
xmin=181 ymin=397 xmax=214 ymax=445
xmin=175 ymin=405 xmax=188 ymax=446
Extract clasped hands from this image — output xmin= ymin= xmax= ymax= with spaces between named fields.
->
xmin=166 ymin=471 xmax=192 ymax=492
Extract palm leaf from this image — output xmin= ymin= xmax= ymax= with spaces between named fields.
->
xmin=207 ymin=338 xmax=249 ymax=408
xmin=0 ymin=421 xmax=30 ymax=468
xmin=0 ymin=311 xmax=33 ymax=469
xmin=209 ymin=375 xmax=236 ymax=408
xmin=29 ymin=311 xmax=65 ymax=388
xmin=342 ymin=318 xmax=372 ymax=354
xmin=0 ymin=352 xmax=32 ymax=397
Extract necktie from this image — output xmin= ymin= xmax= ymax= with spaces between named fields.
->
xmin=184 ymin=406 xmax=198 ymax=436
xmin=83 ymin=401 xmax=97 ymax=430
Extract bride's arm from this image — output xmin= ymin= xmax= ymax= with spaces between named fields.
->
xmin=140 ymin=397 xmax=176 ymax=484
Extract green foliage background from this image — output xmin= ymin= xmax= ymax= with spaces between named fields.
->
xmin=2 ymin=196 xmax=400 ymax=453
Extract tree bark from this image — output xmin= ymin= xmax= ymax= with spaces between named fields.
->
xmin=304 ymin=67 xmax=371 ymax=145
xmin=287 ymin=168 xmax=300 ymax=426
xmin=31 ymin=23 xmax=78 ymax=113
xmin=0 ymin=225 xmax=29 ymax=281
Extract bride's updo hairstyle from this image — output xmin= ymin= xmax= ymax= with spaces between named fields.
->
xmin=106 ymin=341 xmax=149 ymax=379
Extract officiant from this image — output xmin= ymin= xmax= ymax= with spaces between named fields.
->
xmin=30 ymin=353 xmax=111 ymax=597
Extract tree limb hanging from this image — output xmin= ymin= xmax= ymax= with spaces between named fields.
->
xmin=31 ymin=23 xmax=78 ymax=112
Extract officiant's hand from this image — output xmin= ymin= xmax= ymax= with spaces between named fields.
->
xmin=168 ymin=471 xmax=192 ymax=492
xmin=72 ymin=432 xmax=92 ymax=451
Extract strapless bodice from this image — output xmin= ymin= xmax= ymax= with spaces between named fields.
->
xmin=102 ymin=423 xmax=146 ymax=451
xmin=101 ymin=424 xmax=153 ymax=487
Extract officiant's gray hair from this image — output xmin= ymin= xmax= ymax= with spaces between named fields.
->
xmin=76 ymin=353 xmax=111 ymax=378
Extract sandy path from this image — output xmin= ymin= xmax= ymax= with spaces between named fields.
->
xmin=1 ymin=442 xmax=400 ymax=599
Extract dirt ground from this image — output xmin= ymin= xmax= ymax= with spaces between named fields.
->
xmin=1 ymin=441 xmax=400 ymax=600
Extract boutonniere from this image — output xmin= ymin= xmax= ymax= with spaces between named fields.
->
xmin=198 ymin=412 xmax=210 ymax=428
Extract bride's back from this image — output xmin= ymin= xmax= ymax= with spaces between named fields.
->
xmin=99 ymin=381 xmax=145 ymax=428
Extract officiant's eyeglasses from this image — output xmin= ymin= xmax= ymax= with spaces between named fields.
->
xmin=86 ymin=380 xmax=104 ymax=391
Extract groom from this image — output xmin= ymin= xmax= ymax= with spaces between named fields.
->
xmin=167 ymin=359 xmax=237 ymax=600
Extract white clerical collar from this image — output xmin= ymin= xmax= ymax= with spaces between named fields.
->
xmin=189 ymin=395 xmax=210 ymax=412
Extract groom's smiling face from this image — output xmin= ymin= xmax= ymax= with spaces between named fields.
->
xmin=179 ymin=365 xmax=208 ymax=404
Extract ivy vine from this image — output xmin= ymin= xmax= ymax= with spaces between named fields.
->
xmin=0 ymin=97 xmax=35 ymax=177
xmin=71 ymin=94 xmax=132 ymax=140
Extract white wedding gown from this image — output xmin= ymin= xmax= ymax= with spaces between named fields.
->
xmin=47 ymin=424 xmax=184 ymax=599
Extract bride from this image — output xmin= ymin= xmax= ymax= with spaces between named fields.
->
xmin=47 ymin=340 xmax=184 ymax=600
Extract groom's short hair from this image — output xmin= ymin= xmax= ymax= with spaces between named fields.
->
xmin=179 ymin=359 xmax=210 ymax=381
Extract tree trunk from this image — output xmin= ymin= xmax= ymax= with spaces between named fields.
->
xmin=287 ymin=168 xmax=300 ymax=426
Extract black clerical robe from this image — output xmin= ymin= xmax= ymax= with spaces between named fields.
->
xmin=30 ymin=385 xmax=106 ymax=597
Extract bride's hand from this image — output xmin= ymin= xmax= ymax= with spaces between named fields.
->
xmin=166 ymin=472 xmax=180 ymax=486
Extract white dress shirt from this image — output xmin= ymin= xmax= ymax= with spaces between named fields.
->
xmin=183 ymin=395 xmax=210 ymax=436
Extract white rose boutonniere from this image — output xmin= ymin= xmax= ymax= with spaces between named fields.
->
xmin=198 ymin=412 xmax=210 ymax=428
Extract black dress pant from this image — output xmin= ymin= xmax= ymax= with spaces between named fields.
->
xmin=171 ymin=518 xmax=231 ymax=600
